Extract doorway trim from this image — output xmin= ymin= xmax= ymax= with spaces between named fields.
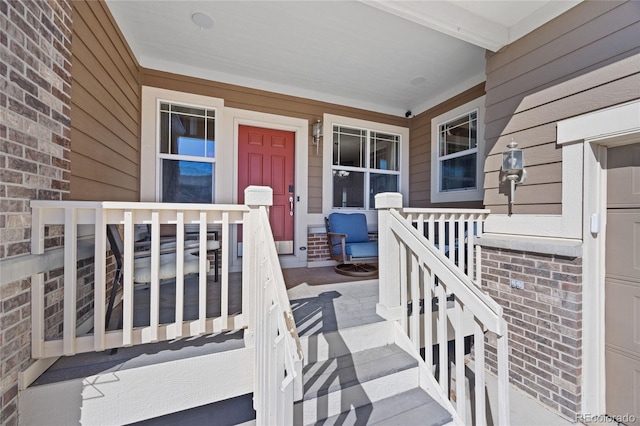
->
xmin=557 ymin=100 xmax=640 ymax=416
xmin=222 ymin=107 xmax=309 ymax=270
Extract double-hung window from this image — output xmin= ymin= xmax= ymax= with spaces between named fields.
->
xmin=332 ymin=125 xmax=400 ymax=209
xmin=158 ymin=102 xmax=216 ymax=203
xmin=431 ymin=96 xmax=485 ymax=203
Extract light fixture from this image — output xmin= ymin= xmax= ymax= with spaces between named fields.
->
xmin=502 ymin=139 xmax=526 ymax=208
xmin=191 ymin=12 xmax=214 ymax=30
xmin=312 ymin=119 xmax=323 ymax=155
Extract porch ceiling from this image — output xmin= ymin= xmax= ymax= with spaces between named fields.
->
xmin=105 ymin=0 xmax=581 ymax=117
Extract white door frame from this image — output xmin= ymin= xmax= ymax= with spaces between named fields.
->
xmin=221 ymin=107 xmax=309 ymax=270
xmin=558 ymin=100 xmax=640 ymax=415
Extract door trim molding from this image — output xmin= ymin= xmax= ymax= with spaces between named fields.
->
xmin=223 ymin=107 xmax=309 ymax=269
xmin=561 ymin=99 xmax=640 ymax=416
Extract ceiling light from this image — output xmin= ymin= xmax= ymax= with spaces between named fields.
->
xmin=191 ymin=12 xmax=213 ymax=30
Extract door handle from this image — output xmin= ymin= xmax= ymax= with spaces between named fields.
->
xmin=289 ymin=196 xmax=294 ymax=216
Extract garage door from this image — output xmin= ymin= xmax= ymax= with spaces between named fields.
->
xmin=605 ymin=142 xmax=640 ymax=424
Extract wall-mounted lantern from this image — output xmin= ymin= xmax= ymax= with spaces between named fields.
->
xmin=312 ymin=119 xmax=323 ymax=155
xmin=502 ymin=139 xmax=526 ymax=207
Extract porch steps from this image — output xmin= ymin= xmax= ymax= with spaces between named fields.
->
xmin=295 ymin=322 xmax=455 ymax=426
xmin=18 ymin=333 xmax=253 ymax=426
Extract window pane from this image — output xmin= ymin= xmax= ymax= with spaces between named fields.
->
xmin=162 ymin=159 xmax=213 ymax=203
xmin=160 ymin=104 xmax=215 ymax=157
xmin=370 ymin=132 xmax=399 ymax=171
xmin=439 ymin=112 xmax=477 ymax=156
xmin=333 ymin=126 xmax=365 ymax=167
xmin=440 ymin=153 xmax=477 ymax=191
xmin=369 ymin=173 xmax=398 ymax=208
xmin=332 ymin=170 xmax=364 ymax=208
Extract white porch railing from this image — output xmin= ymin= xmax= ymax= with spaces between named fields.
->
xmin=376 ymin=193 xmax=509 ymax=426
xmin=401 ymin=208 xmax=489 ymax=285
xmin=30 ymin=200 xmax=249 ymax=358
xmin=244 ymin=187 xmax=303 ymax=426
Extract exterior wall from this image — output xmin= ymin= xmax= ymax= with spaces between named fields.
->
xmin=0 ymin=1 xmax=72 ymax=424
xmin=482 ymin=247 xmax=583 ymax=420
xmin=140 ymin=69 xmax=408 ymax=214
xmin=483 ymin=1 xmax=640 ymax=215
xmin=70 ymin=1 xmax=141 ymax=201
xmin=480 ymin=0 xmax=640 ymax=420
xmin=408 ymin=83 xmax=485 ymax=208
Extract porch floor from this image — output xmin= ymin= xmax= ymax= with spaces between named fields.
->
xmin=28 ymin=267 xmax=574 ymax=425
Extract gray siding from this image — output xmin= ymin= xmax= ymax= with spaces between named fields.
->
xmin=484 ymin=0 xmax=640 ymax=214
xmin=409 ymin=83 xmax=486 ymax=208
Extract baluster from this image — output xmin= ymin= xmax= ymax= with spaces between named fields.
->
xmin=220 ymin=211 xmax=230 ymax=330
xmin=174 ymin=211 xmax=185 ymax=339
xmin=148 ymin=211 xmax=160 ymax=343
xmin=410 ymin=251 xmax=420 ymax=350
xmin=94 ymin=208 xmax=107 ymax=351
xmin=63 ymin=207 xmax=77 ymax=356
xmin=199 ymin=211 xmax=207 ymax=334
xmin=454 ymin=298 xmax=465 ymax=423
xmin=436 ymin=283 xmax=448 ymax=393
xmin=474 ymin=318 xmax=487 ymax=426
xmin=122 ymin=211 xmax=134 ymax=346
xmin=31 ymin=273 xmax=45 ymax=358
xmin=399 ymin=242 xmax=408 ymax=333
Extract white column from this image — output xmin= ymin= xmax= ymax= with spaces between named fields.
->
xmin=375 ymin=192 xmax=403 ymax=321
xmin=243 ymin=186 xmax=273 ymax=348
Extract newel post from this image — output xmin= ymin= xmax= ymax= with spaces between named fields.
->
xmin=243 ymin=185 xmax=273 ymax=348
xmin=375 ymin=192 xmax=403 ymax=321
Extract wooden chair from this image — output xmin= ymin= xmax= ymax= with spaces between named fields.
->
xmin=325 ymin=213 xmax=378 ymax=277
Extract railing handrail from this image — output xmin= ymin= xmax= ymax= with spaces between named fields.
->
xmin=257 ymin=207 xmax=303 ymax=361
xmin=401 ymin=207 xmax=491 ymax=214
xmin=389 ymin=209 xmax=504 ymax=335
xmin=252 ymin=203 xmax=303 ymax=425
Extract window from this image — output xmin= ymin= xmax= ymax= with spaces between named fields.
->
xmin=431 ymin=96 xmax=485 ymax=203
xmin=332 ymin=125 xmax=400 ymax=209
xmin=158 ymin=102 xmax=216 ymax=203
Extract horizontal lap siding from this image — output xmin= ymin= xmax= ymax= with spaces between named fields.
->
xmin=484 ymin=1 xmax=640 ymax=214
xmin=409 ymin=83 xmax=485 ymax=208
xmin=70 ymin=1 xmax=141 ymax=201
xmin=141 ymin=69 xmax=407 ymax=214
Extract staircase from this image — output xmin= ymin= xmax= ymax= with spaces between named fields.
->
xmin=295 ymin=321 xmax=459 ymax=426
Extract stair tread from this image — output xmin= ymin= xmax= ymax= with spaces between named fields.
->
xmin=301 ymin=344 xmax=417 ymax=400
xmin=310 ymin=388 xmax=453 ymax=426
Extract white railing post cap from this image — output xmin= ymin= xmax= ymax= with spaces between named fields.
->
xmin=245 ymin=186 xmax=273 ymax=206
xmin=375 ymin=192 xmax=403 ymax=209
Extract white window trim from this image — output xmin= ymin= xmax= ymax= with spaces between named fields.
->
xmin=321 ymin=113 xmax=409 ymax=225
xmin=141 ymin=86 xmax=225 ymax=202
xmin=558 ymin=100 xmax=640 ymax=417
xmin=431 ymin=96 xmax=485 ymax=203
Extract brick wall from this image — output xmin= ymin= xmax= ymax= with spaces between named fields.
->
xmin=307 ymin=232 xmax=331 ymax=262
xmin=481 ymin=246 xmax=583 ymax=420
xmin=0 ymin=0 xmax=72 ymax=424
xmin=307 ymin=232 xmax=378 ymax=264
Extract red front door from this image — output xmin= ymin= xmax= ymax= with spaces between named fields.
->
xmin=238 ymin=125 xmax=295 ymax=254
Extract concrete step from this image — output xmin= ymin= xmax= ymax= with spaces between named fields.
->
xmin=295 ymin=344 xmax=427 ymax=425
xmin=312 ymin=388 xmax=453 ymax=426
xmin=19 ymin=334 xmax=253 ymax=426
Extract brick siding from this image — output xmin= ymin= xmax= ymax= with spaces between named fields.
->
xmin=0 ymin=1 xmax=72 ymax=424
xmin=481 ymin=246 xmax=583 ymax=420
xmin=307 ymin=232 xmax=378 ymax=265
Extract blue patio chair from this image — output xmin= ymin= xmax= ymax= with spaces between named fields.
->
xmin=325 ymin=212 xmax=378 ymax=277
